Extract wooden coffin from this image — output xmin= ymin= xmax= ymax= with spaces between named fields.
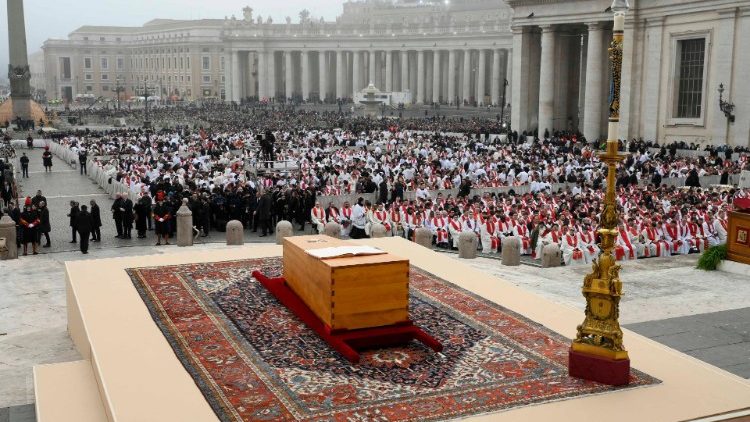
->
xmin=282 ymin=235 xmax=409 ymax=331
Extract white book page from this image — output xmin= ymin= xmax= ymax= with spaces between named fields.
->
xmin=306 ymin=246 xmax=386 ymax=259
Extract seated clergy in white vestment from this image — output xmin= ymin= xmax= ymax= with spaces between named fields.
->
xmin=663 ymin=220 xmax=690 ymax=255
xmin=641 ymin=221 xmax=671 ymax=258
xmin=479 ymin=214 xmax=501 ymax=254
xmin=615 ymin=223 xmax=637 ymax=261
xmin=535 ymin=223 xmax=562 ymax=260
xmin=561 ymin=227 xmax=587 ymax=266
xmin=310 ymin=202 xmax=327 ymax=234
xmin=578 ymin=224 xmax=600 ymax=262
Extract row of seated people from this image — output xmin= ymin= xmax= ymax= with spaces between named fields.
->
xmin=309 ymin=201 xmax=729 ymax=266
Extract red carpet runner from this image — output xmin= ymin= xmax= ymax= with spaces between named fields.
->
xmin=128 ymin=258 xmax=658 ymax=421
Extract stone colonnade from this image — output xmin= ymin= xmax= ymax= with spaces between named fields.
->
xmin=511 ymin=23 xmax=611 ymax=140
xmin=225 ymin=47 xmax=512 ymax=107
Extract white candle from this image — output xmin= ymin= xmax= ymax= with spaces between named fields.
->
xmin=614 ymin=14 xmax=625 ymax=32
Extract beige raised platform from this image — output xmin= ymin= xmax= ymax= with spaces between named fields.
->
xmin=283 ymin=235 xmax=409 ymax=330
xmin=33 ymin=360 xmax=106 ymax=422
xmin=35 ymin=237 xmax=750 ymax=421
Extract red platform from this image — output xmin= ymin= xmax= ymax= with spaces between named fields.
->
xmin=252 ymin=270 xmax=443 ymax=363
xmin=568 ymin=349 xmax=630 ymax=386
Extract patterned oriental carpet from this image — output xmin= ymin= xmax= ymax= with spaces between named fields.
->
xmin=127 ymin=258 xmax=658 ymax=421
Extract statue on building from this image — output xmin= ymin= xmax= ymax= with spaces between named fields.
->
xmin=267 ymin=16 xmax=273 ymax=24
xmin=257 ymin=15 xmax=263 ymax=25
xmin=243 ymin=6 xmax=254 ymax=22
xmin=285 ymin=16 xmax=291 ymax=25
xmin=299 ymin=9 xmax=311 ymax=24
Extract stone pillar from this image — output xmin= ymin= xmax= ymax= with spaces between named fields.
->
xmin=370 ymin=223 xmax=387 ymax=238
xmin=432 ymin=50 xmax=441 ymax=104
xmin=511 ymin=27 xmax=531 ymax=132
xmin=462 ymin=49 xmax=472 ymax=104
xmin=458 ymin=232 xmax=478 ymax=259
xmin=268 ymin=51 xmax=276 ymax=100
xmin=385 ymin=51 xmax=393 ymax=92
xmin=401 ymin=50 xmax=409 ymax=92
xmin=501 ymin=236 xmax=521 ymax=266
xmin=224 ymin=51 xmax=234 ymax=102
xmin=477 ymin=49 xmax=487 ymax=106
xmin=318 ymin=51 xmax=327 ymax=101
xmin=284 ymin=51 xmax=293 ymax=101
xmin=257 ymin=50 xmax=267 ymax=99
xmin=301 ymin=50 xmax=310 ymax=101
xmin=414 ymin=227 xmax=432 ymax=249
xmin=368 ymin=50 xmax=376 ymax=85
xmin=7 ymin=0 xmax=32 ymax=120
xmin=324 ymin=222 xmax=342 ymax=239
xmin=583 ymin=22 xmax=604 ymax=142
xmin=448 ymin=49 xmax=456 ymax=105
xmin=505 ymin=48 xmax=512 ymax=109
xmin=226 ymin=220 xmax=244 ymax=245
xmin=247 ymin=52 xmax=256 ymax=98
xmin=491 ymin=49 xmax=502 ymax=106
xmin=352 ymin=51 xmax=361 ymax=96
xmin=538 ymin=25 xmax=556 ymax=135
xmin=176 ymin=198 xmax=193 ymax=247
xmin=541 ymin=244 xmax=561 ymax=268
xmin=231 ymin=50 xmax=241 ymax=103
xmin=417 ymin=50 xmax=425 ymax=104
xmin=275 ymin=220 xmax=293 ymax=245
xmin=336 ymin=50 xmax=345 ymax=99
xmin=0 ymin=215 xmax=18 ymax=260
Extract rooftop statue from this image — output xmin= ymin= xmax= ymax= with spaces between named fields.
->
xmin=243 ymin=6 xmax=253 ymax=22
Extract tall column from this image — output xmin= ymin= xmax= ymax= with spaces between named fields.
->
xmin=257 ymin=50 xmax=266 ymax=99
xmin=416 ymin=50 xmax=425 ymax=104
xmin=462 ymin=49 xmax=471 ymax=103
xmin=432 ymin=50 xmax=441 ymax=104
xmin=247 ymin=52 xmax=256 ymax=98
xmin=491 ymin=49 xmax=501 ymax=106
xmin=224 ymin=50 xmax=234 ymax=102
xmin=583 ymin=23 xmax=604 ymax=141
xmin=401 ymin=50 xmax=409 ymax=92
xmin=231 ymin=50 xmax=241 ymax=102
xmin=284 ymin=51 xmax=293 ymax=100
xmin=505 ymin=48 xmax=512 ymax=109
xmin=352 ymin=50 xmax=361 ymax=96
xmin=7 ymin=0 xmax=32 ymax=119
xmin=477 ymin=49 xmax=486 ymax=106
xmin=318 ymin=51 xmax=327 ymax=101
xmin=385 ymin=51 xmax=393 ymax=92
xmin=448 ymin=49 xmax=456 ymax=105
xmin=511 ymin=27 xmax=531 ymax=131
xmin=301 ymin=51 xmax=310 ymax=101
xmin=538 ymin=25 xmax=556 ymax=135
xmin=336 ymin=50 xmax=345 ymax=99
xmin=268 ymin=51 xmax=276 ymax=99
xmin=369 ymin=50 xmax=376 ymax=85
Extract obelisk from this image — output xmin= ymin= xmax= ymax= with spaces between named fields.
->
xmin=7 ymin=0 xmax=32 ymax=121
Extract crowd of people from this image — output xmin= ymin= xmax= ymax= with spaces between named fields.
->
xmin=5 ymin=104 xmax=749 ymax=262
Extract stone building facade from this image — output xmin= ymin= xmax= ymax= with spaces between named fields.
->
xmin=41 ymin=0 xmax=513 ymax=108
xmin=509 ymin=0 xmax=750 ymax=146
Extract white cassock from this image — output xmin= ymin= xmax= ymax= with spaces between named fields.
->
xmin=686 ymin=223 xmax=708 ymax=252
xmin=339 ymin=207 xmax=353 ymax=237
xmin=448 ymin=218 xmax=462 ymax=248
xmin=311 ymin=206 xmax=327 ymax=234
xmin=402 ymin=214 xmax=420 ymax=240
xmin=578 ymin=230 xmax=600 ymax=262
xmin=561 ymin=234 xmax=587 ymax=266
xmin=432 ymin=217 xmax=450 ymax=245
xmin=615 ymin=228 xmax=637 ymax=261
xmin=480 ymin=220 xmax=500 ymax=253
xmin=512 ymin=223 xmax=532 ymax=255
xmin=371 ymin=210 xmax=392 ymax=235
xmin=641 ymin=228 xmax=670 ymax=258
xmin=663 ymin=224 xmax=689 ymax=255
xmin=626 ymin=227 xmax=646 ymax=258
xmin=390 ymin=210 xmax=402 ymax=237
xmin=713 ymin=219 xmax=728 ymax=245
xmin=703 ymin=221 xmax=720 ymax=247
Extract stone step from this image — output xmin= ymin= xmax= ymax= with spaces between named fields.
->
xmin=33 ymin=360 xmax=107 ymax=422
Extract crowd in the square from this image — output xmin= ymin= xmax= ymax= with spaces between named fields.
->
xmin=5 ymin=103 xmax=749 ymax=262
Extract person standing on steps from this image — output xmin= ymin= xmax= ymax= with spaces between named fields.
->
xmin=153 ymin=192 xmax=172 ymax=246
xmin=19 ymin=197 xmax=39 ymax=255
xmin=78 ymin=148 xmax=88 ymax=175
xmin=122 ymin=193 xmax=134 ymax=239
xmin=111 ymin=193 xmax=124 ymax=238
xmin=42 ymin=146 xmax=53 ymax=172
xmin=75 ymin=205 xmax=92 ymax=254
xmin=67 ymin=201 xmax=80 ymax=243
xmin=19 ymin=153 xmax=29 ymax=178
xmin=38 ymin=201 xmax=51 ymax=248
xmin=90 ymin=200 xmax=102 ymax=242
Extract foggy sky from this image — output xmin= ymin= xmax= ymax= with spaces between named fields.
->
xmin=1 ymin=0 xmax=346 ymax=74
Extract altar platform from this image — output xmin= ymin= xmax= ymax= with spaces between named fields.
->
xmin=36 ymin=237 xmax=750 ymax=421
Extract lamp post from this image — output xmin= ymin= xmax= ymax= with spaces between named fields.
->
xmin=142 ymin=80 xmax=153 ymax=129
xmin=569 ymin=0 xmax=631 ymax=387
xmin=500 ymin=78 xmax=508 ymax=128
xmin=718 ymin=83 xmax=735 ymax=123
xmin=114 ymin=75 xmax=124 ymax=110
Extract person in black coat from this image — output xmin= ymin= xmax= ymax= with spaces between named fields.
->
xmin=122 ymin=193 xmax=134 ymax=239
xmin=153 ymin=193 xmax=172 ymax=245
xmin=42 ymin=147 xmax=53 ymax=172
xmin=89 ymin=200 xmax=102 ymax=242
xmin=19 ymin=197 xmax=39 ymax=255
xmin=255 ymin=190 xmax=273 ymax=237
xmin=112 ymin=194 xmax=124 ymax=238
xmin=38 ymin=201 xmax=51 ymax=247
xmin=1 ymin=181 xmax=12 ymax=208
xmin=134 ymin=196 xmax=150 ymax=238
xmin=67 ymin=201 xmax=80 ymax=243
xmin=685 ymin=169 xmax=701 ymax=188
xmin=75 ymin=205 xmax=92 ymax=254
xmin=19 ymin=153 xmax=29 ymax=178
